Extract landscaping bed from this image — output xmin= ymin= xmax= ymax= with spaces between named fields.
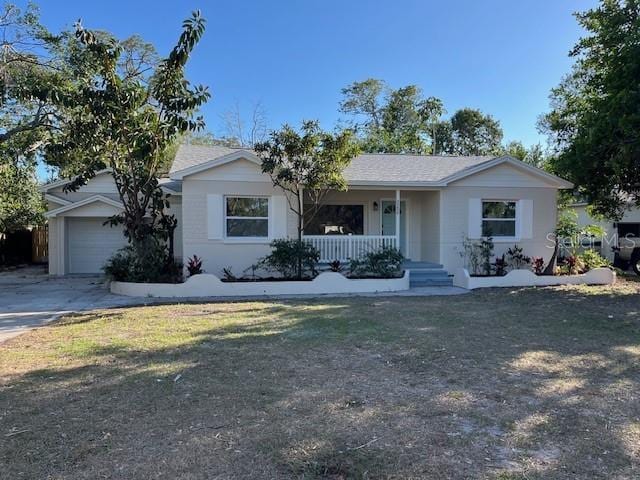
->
xmin=454 ymin=267 xmax=616 ymax=290
xmin=2 ymin=280 xmax=639 ymax=478
xmin=110 ymin=271 xmax=410 ymax=298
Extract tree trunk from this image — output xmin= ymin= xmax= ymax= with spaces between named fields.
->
xmin=542 ymin=237 xmax=559 ymax=275
xmin=297 ymin=190 xmax=303 ymax=280
xmin=168 ymin=223 xmax=176 ymax=260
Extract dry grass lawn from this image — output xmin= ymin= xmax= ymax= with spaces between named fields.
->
xmin=1 ymin=280 xmax=640 ymax=479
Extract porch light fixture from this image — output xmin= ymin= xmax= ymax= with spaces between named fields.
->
xmin=373 ymin=201 xmax=379 ymax=212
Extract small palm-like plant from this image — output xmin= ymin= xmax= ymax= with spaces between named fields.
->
xmin=186 ymin=255 xmax=203 ymax=277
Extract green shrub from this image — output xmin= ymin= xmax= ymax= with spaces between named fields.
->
xmin=258 ymin=239 xmax=320 ymax=279
xmin=349 ymin=245 xmax=404 ymax=278
xmin=506 ymin=244 xmax=531 ymax=269
xmin=104 ymin=238 xmax=182 ymax=283
xmin=479 ymin=236 xmax=494 ymax=275
xmin=458 ymin=236 xmax=482 ymax=275
xmin=493 ymin=254 xmax=507 ymax=276
xmin=579 ymin=249 xmax=611 ymax=271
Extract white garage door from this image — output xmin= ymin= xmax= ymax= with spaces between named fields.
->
xmin=67 ymin=217 xmax=128 ymax=274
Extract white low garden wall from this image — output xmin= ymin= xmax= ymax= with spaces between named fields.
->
xmin=453 ymin=267 xmax=616 ymax=290
xmin=110 ymin=271 xmax=410 ymax=298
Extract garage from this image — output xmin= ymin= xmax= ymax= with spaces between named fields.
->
xmin=67 ymin=217 xmax=127 ymax=274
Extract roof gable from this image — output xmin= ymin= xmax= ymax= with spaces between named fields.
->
xmin=170 ymin=149 xmax=262 ymax=180
xmin=170 ymin=144 xmax=246 ymax=174
xmin=445 ymin=156 xmax=573 ymax=189
xmin=45 ymin=195 xmax=123 ymax=218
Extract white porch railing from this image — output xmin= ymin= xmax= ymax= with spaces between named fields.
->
xmin=303 ymin=234 xmax=398 ymax=263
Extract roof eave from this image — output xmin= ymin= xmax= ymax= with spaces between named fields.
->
xmin=346 ymin=180 xmax=446 ymax=188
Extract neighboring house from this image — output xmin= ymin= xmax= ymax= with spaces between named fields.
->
xmin=572 ymin=202 xmax=640 ymax=271
xmin=41 ymin=145 xmax=572 ymax=276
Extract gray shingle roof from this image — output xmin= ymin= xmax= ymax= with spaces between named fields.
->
xmin=170 ymin=144 xmax=240 ymax=174
xmin=343 ymin=153 xmax=494 ymax=183
xmin=171 ymin=144 xmax=496 ymax=184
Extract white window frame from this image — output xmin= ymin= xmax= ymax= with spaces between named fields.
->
xmin=481 ymin=200 xmax=519 ymax=241
xmin=224 ymin=195 xmax=270 ymax=242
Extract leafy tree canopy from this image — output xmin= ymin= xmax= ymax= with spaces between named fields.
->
xmin=541 ymin=0 xmax=640 ymax=219
xmin=340 ymin=79 xmax=443 ymax=154
xmin=340 ymin=80 xmax=505 ymax=156
xmin=255 ymin=120 xmax=360 ymax=237
xmin=43 ymin=10 xmax=210 ymax=265
xmin=255 ymin=120 xmax=360 ymax=278
xmin=0 ymin=157 xmax=43 ymax=233
xmin=438 ymin=108 xmax=504 ymax=156
xmin=502 ymin=141 xmax=548 ymax=169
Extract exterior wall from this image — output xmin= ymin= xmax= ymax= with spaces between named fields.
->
xmin=420 ymin=191 xmax=440 ymax=264
xmin=167 ymin=197 xmax=183 ymax=261
xmin=439 ymin=185 xmax=558 ymax=272
xmin=47 ymin=217 xmax=62 ymax=275
xmin=181 ymin=173 xmax=293 ymax=277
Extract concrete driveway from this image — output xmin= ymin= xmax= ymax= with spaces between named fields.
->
xmin=0 ymin=266 xmax=141 ymax=343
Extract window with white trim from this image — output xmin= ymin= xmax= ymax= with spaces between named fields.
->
xmin=482 ymin=200 xmax=517 ymax=237
xmin=225 ymin=196 xmax=269 ymax=238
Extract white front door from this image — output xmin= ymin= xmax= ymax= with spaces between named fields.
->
xmin=381 ymin=200 xmax=407 ymax=255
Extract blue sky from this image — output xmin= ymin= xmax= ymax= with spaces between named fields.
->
xmin=27 ymin=0 xmax=596 ymax=148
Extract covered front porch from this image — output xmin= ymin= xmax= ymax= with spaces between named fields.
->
xmin=301 ymin=188 xmax=441 ymax=264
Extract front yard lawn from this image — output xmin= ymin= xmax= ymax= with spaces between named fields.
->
xmin=1 ymin=281 xmax=640 ymax=479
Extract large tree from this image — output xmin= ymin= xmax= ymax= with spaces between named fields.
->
xmin=340 ymin=79 xmax=443 ymax=154
xmin=502 ymin=141 xmax=548 ymax=169
xmin=255 ymin=120 xmax=360 ymax=278
xmin=0 ymin=158 xmax=43 ymax=234
xmin=541 ymin=0 xmax=640 ymax=219
xmin=0 ymin=3 xmax=64 ymax=148
xmin=437 ymin=108 xmax=504 ymax=156
xmin=44 ymin=11 xmax=210 ymax=268
xmin=340 ymin=80 xmax=506 ymax=156
xmin=0 ymin=3 xmax=57 ymax=237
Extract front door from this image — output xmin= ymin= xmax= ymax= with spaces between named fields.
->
xmin=381 ymin=200 xmax=407 ymax=256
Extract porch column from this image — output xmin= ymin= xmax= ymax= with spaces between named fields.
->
xmin=395 ymin=189 xmax=400 ymax=250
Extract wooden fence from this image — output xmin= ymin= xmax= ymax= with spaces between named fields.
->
xmin=32 ymin=225 xmax=48 ymax=263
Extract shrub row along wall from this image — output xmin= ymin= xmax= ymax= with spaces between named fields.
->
xmin=111 ymin=271 xmax=410 ymax=298
xmin=453 ymin=267 xmax=615 ymax=290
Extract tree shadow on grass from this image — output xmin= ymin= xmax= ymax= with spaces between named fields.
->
xmin=1 ymin=286 xmax=639 ymax=478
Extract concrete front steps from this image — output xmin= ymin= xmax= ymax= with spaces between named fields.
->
xmin=403 ymin=261 xmax=453 ymax=287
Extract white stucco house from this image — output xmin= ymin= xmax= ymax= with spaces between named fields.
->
xmin=41 ymin=144 xmax=573 ymax=278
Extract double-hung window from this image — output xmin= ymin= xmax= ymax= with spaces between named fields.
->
xmin=482 ymin=200 xmax=517 ymax=237
xmin=225 ymin=196 xmax=269 ymax=238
